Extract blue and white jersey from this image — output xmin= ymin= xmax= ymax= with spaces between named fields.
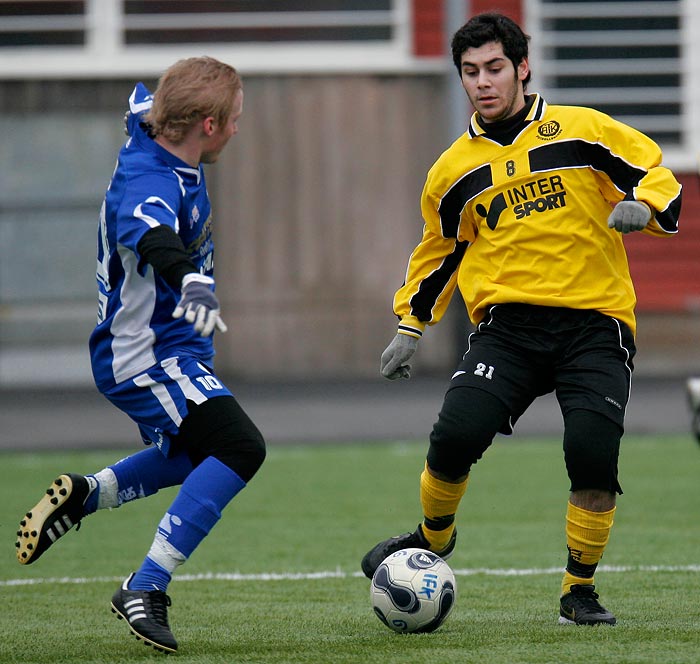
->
xmin=90 ymin=83 xmax=217 ymax=390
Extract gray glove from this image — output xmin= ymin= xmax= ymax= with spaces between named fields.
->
xmin=380 ymin=333 xmax=419 ymax=380
xmin=172 ymin=273 xmax=228 ymax=337
xmin=607 ymin=201 xmax=651 ymax=234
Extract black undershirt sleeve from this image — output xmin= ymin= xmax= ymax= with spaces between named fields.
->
xmin=137 ymin=225 xmax=197 ymax=290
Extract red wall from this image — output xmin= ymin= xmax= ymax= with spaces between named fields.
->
xmin=412 ymin=0 xmax=523 ymax=57
xmin=412 ymin=0 xmax=445 ymax=56
xmin=625 ymin=173 xmax=700 ymax=312
xmin=469 ymin=0 xmax=522 ymax=25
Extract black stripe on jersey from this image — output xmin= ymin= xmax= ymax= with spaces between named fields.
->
xmin=652 ymin=188 xmax=682 ymax=233
xmin=529 ymin=139 xmax=646 ymax=193
xmin=409 ymin=239 xmax=468 ymax=322
xmin=468 ymin=117 xmax=479 ymax=138
xmin=437 ymin=164 xmax=493 ymax=238
xmin=624 ymin=188 xmax=682 ymax=234
xmin=529 ymin=139 xmax=680 ymax=232
xmin=648 ymin=189 xmax=683 ymax=233
xmin=532 ymin=94 xmax=546 ymax=120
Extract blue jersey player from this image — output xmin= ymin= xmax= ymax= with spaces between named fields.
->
xmin=15 ymin=57 xmax=265 ymax=654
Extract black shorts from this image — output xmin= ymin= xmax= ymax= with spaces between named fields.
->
xmin=449 ymin=304 xmax=636 ymax=435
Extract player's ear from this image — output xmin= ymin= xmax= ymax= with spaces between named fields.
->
xmin=517 ymin=58 xmax=529 ymax=83
xmin=202 ymin=116 xmax=216 ymax=136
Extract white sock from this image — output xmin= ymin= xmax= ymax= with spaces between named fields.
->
xmin=93 ymin=468 xmax=119 ymax=510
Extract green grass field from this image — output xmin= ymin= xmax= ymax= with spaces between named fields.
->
xmin=1 ymin=435 xmax=699 ymax=663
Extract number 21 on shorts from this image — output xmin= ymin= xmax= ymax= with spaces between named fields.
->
xmin=474 ymin=363 xmax=495 ymax=380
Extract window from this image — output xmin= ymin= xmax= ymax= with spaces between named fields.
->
xmin=528 ymin=0 xmax=695 ymax=169
xmin=123 ymin=0 xmax=393 ymax=45
xmin=0 ymin=0 xmax=430 ymax=76
xmin=0 ymin=1 xmax=86 ymax=47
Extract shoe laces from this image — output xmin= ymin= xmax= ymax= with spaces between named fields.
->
xmin=567 ymin=584 xmax=605 ymax=611
xmin=144 ymin=590 xmax=172 ymax=627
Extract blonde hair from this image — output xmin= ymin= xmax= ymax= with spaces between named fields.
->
xmin=144 ymin=56 xmax=242 ymax=144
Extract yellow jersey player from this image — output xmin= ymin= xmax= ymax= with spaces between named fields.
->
xmin=361 ymin=12 xmax=682 ymax=626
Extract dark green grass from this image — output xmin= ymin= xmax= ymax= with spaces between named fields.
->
xmin=1 ymin=435 xmax=699 ymax=663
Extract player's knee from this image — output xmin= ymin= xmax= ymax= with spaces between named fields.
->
xmin=428 ymin=423 xmax=488 ymax=478
xmin=428 ymin=387 xmax=507 ymax=478
xmin=208 ymin=424 xmax=266 ymax=483
xmin=179 ymin=396 xmax=266 ymax=483
xmin=563 ymin=409 xmax=622 ymax=493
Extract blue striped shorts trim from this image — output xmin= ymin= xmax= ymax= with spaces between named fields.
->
xmin=101 ymin=355 xmax=232 ymax=456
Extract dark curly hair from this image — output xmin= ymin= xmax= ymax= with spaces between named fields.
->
xmin=451 ymin=13 xmax=531 ymax=88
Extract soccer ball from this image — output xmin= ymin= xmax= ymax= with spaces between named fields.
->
xmin=370 ymin=547 xmax=457 ymax=633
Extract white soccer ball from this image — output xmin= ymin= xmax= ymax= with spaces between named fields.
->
xmin=370 ymin=547 xmax=457 ymax=633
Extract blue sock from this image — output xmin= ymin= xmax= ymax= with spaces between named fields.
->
xmin=128 ymin=557 xmax=172 ymax=592
xmin=82 ymin=476 xmax=100 ymax=515
xmin=111 ymin=447 xmax=194 ymax=503
xmin=130 ymin=457 xmax=246 ymax=591
xmin=84 ymin=447 xmax=194 ymax=514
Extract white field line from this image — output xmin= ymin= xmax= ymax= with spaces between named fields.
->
xmin=2 ymin=564 xmax=699 ymax=587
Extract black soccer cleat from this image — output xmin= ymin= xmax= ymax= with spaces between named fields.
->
xmin=111 ymin=574 xmax=178 ymax=653
xmin=361 ymin=523 xmax=457 ymax=579
xmin=559 ymin=584 xmax=617 ymax=625
xmin=16 ymin=473 xmax=93 ymax=565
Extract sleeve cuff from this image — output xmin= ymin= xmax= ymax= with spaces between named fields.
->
xmin=182 ymin=273 xmax=214 ymax=288
xmin=397 ymin=317 xmax=425 ymax=339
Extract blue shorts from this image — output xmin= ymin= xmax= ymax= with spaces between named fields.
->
xmin=100 ymin=355 xmax=232 ymax=456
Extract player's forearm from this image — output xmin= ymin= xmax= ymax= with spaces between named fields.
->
xmin=392 ymin=235 xmax=466 ymax=331
xmin=631 ymin=167 xmax=682 ymax=236
xmin=137 ymin=225 xmax=198 ymax=289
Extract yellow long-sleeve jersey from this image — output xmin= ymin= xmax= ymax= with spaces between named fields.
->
xmin=395 ymin=95 xmax=682 ymax=338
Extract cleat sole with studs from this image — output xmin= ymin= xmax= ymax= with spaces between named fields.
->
xmin=15 ymin=475 xmax=75 ymax=565
xmin=111 ymin=605 xmax=177 ymax=654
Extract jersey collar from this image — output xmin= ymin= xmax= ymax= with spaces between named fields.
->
xmin=467 ymin=93 xmax=547 ymax=139
xmin=132 ymin=121 xmax=203 ymax=184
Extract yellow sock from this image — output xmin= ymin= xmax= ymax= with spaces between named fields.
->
xmin=561 ymin=501 xmax=615 ymax=595
xmin=420 ymin=463 xmax=468 ymax=551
